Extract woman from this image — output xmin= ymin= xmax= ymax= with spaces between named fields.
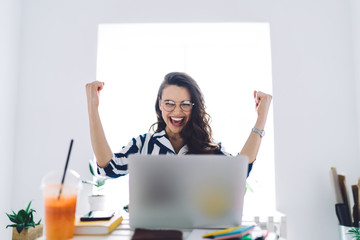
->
xmin=86 ymin=72 xmax=272 ymax=178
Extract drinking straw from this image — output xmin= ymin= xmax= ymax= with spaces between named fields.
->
xmin=58 ymin=139 xmax=74 ymax=200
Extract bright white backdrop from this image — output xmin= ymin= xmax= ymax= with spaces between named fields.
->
xmin=96 ymin=23 xmax=275 ymax=216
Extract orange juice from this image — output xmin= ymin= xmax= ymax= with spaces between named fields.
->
xmin=44 ymin=193 xmax=77 ymax=240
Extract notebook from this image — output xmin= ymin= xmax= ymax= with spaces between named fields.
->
xmin=128 ymin=154 xmax=248 ymax=229
xmin=74 ymin=211 xmax=123 ymax=235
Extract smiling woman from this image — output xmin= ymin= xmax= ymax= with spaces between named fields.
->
xmin=153 ymin=72 xmax=223 ymax=155
xmin=159 ymin=86 xmax=192 ymax=137
xmin=159 ymin=85 xmax=192 ymax=153
xmin=94 ymin=23 xmax=275 ymax=216
xmin=86 ymin=71 xmax=264 ymax=170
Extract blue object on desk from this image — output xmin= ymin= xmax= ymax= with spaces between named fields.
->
xmin=203 ymin=225 xmax=256 ymax=239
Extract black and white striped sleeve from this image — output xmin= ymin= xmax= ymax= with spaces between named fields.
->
xmin=97 ymin=134 xmax=146 ymax=178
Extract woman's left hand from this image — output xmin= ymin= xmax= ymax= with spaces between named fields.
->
xmin=239 ymin=91 xmax=273 ymax=162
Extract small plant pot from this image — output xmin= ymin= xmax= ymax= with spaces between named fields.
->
xmin=12 ymin=224 xmax=43 ymax=240
xmin=88 ymin=195 xmax=106 ymax=211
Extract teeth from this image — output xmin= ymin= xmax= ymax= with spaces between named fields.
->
xmin=171 ymin=117 xmax=184 ymax=121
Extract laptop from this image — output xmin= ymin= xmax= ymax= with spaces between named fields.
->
xmin=128 ymin=154 xmax=249 ymax=229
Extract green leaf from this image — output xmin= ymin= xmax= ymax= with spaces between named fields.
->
xmin=95 ymin=178 xmax=106 ymax=187
xmin=246 ymin=182 xmax=254 ymax=193
xmin=28 ymin=212 xmax=34 ymax=225
xmin=348 ymin=229 xmax=356 ymax=233
xmin=16 ymin=210 xmax=28 ymax=223
xmin=6 ymin=213 xmax=20 ymax=224
xmin=6 ymin=224 xmax=17 ymax=229
xmin=82 ymin=180 xmax=96 ymax=185
xmin=24 ymin=222 xmax=35 ymax=229
xmin=347 ymin=227 xmax=360 ymax=239
xmin=89 ymin=161 xmax=95 ymax=176
xmin=16 ymin=224 xmax=24 ymax=234
xmin=36 ymin=219 xmax=41 ymax=225
xmin=25 ymin=201 xmax=32 ymax=214
xmin=28 ymin=209 xmax=36 ymax=214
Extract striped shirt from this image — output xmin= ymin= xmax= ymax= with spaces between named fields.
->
xmin=97 ymin=130 xmax=253 ymax=178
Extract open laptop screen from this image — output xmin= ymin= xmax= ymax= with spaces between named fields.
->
xmin=129 ymin=155 xmax=248 ymax=229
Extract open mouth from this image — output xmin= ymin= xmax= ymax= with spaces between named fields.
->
xmin=169 ymin=117 xmax=185 ymax=127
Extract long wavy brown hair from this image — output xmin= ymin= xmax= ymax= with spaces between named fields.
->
xmin=152 ymin=72 xmax=219 ymax=154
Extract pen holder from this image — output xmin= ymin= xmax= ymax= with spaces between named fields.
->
xmin=339 ymin=225 xmax=353 ymax=240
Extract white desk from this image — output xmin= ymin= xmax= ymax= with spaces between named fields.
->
xmin=36 ymin=210 xmax=286 ymax=240
xmin=36 ymin=218 xmax=193 ymax=240
xmin=36 ymin=217 xmax=285 ymax=240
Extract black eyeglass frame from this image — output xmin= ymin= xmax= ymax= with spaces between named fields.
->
xmin=161 ymin=100 xmax=195 ymax=112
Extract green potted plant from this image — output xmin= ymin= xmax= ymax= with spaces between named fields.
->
xmin=82 ymin=158 xmax=108 ymax=210
xmin=6 ymin=201 xmax=43 ymax=240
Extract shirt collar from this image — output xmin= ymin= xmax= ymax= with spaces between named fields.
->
xmin=178 ymin=145 xmax=188 ymax=155
xmin=153 ymin=130 xmax=188 ymax=154
xmin=153 ymin=130 xmax=175 ymax=153
xmin=152 ymin=130 xmax=167 ymax=138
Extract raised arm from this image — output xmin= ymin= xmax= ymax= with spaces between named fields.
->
xmin=86 ymin=81 xmax=113 ymax=168
xmin=240 ymin=91 xmax=272 ymax=163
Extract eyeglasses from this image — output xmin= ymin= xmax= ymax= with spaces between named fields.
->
xmin=161 ymin=100 xmax=195 ymax=112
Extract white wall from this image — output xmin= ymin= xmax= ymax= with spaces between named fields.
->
xmin=271 ymin=1 xmax=360 ymax=238
xmin=6 ymin=0 xmax=360 ymax=239
xmin=352 ymin=1 xmax=360 ymax=156
xmin=0 ymin=0 xmax=22 ymax=238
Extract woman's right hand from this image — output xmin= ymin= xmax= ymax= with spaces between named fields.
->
xmin=85 ymin=81 xmax=113 ymax=167
xmin=86 ymin=81 xmax=104 ymax=109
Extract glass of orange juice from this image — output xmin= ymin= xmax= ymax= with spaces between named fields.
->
xmin=41 ymin=169 xmax=81 ymax=240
